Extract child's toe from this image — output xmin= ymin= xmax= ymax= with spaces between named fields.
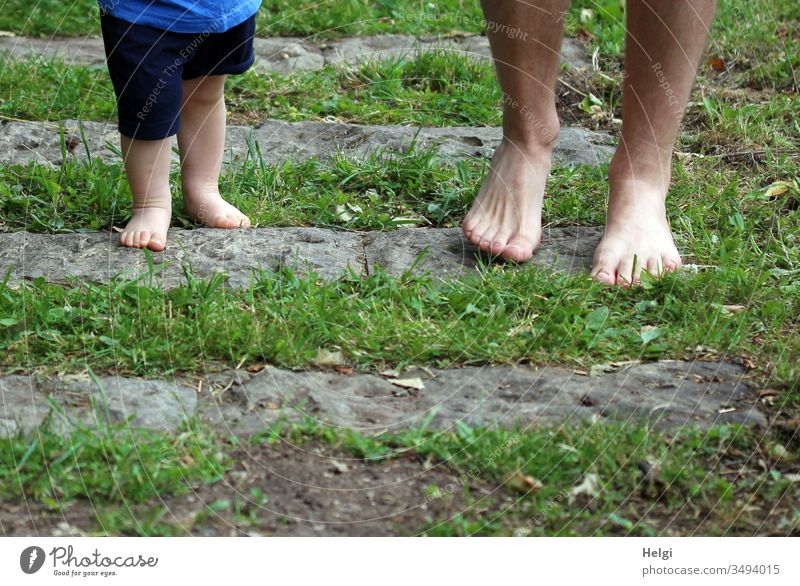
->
xmin=136 ymin=230 xmax=151 ymax=248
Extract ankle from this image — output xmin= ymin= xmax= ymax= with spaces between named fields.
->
xmin=609 ymin=139 xmax=673 ymax=188
xmin=131 ymin=189 xmax=172 ymax=210
xmin=497 ymin=136 xmax=556 ymax=166
xmin=503 ymin=124 xmax=559 ymax=152
xmin=502 ymin=107 xmax=560 ymax=150
xmin=182 ymin=179 xmax=220 ymax=200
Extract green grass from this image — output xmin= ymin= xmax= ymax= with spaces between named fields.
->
xmin=227 ymin=51 xmax=502 ymax=127
xmin=0 ymin=52 xmax=501 ymax=128
xmin=0 ymin=144 xmax=632 ymax=234
xmin=0 ymin=419 xmax=225 ymax=508
xmin=0 ymin=59 xmax=117 ymax=123
xmin=0 ymin=0 xmax=487 ymax=38
xmin=0 ymin=147 xmax=484 ymax=232
xmin=1 ymin=243 xmax=798 ymax=401
xmin=706 ymin=0 xmax=800 ymax=91
xmin=1 ymin=141 xmax=798 ymax=237
xmin=3 ymin=49 xmax=798 ymax=153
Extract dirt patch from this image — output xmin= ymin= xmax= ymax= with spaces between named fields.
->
xmin=0 ymin=441 xmax=506 ymax=537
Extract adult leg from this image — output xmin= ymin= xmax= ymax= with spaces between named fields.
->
xmin=119 ymin=136 xmax=173 ymax=251
xmin=462 ymin=0 xmax=570 ymax=262
xmin=592 ymin=0 xmax=718 ymax=285
xmin=178 ymin=75 xmax=251 ymax=228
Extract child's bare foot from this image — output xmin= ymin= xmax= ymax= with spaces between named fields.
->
xmin=120 ymin=204 xmax=171 ymax=251
xmin=462 ymin=140 xmax=551 ymax=262
xmin=183 ymin=186 xmax=251 ymax=229
xmin=591 ymin=160 xmax=682 ymax=287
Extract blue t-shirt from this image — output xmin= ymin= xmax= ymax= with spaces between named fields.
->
xmin=99 ymin=1 xmax=262 ymax=34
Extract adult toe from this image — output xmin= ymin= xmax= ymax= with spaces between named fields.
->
xmin=488 ymin=230 xmax=512 ymax=255
xmin=662 ymin=254 xmax=682 ymax=272
xmin=590 ymin=250 xmax=618 ymax=285
xmin=501 ymin=235 xmax=534 ymax=262
xmin=462 ymin=214 xmax=480 ymax=238
xmin=467 ymin=217 xmax=490 ymax=248
xmin=616 ymin=256 xmax=642 ymax=287
xmin=645 ymin=255 xmax=664 ymax=279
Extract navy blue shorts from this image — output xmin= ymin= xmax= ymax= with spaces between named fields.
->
xmin=100 ymin=13 xmax=256 ymax=140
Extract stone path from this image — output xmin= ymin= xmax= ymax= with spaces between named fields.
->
xmin=0 ymin=226 xmax=603 ymax=288
xmin=0 ymin=119 xmax=615 ymax=167
xmin=0 ymin=360 xmax=766 ymax=439
xmin=0 ymin=33 xmax=590 ymax=73
xmin=0 ymin=31 xmax=765 ymax=447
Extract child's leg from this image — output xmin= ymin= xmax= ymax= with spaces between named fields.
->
xmin=178 ymin=75 xmax=250 ymax=228
xmin=119 ymin=136 xmax=173 ymax=251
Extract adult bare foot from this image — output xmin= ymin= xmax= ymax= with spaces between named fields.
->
xmin=183 ymin=185 xmax=251 ymax=229
xmin=591 ymin=163 xmax=682 ymax=286
xmin=119 ymin=204 xmax=171 ymax=251
xmin=588 ymin=0 xmax=717 ymax=286
xmin=462 ymin=140 xmax=552 ymax=262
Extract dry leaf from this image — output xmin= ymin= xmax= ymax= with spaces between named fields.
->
xmin=722 ymin=304 xmax=746 ymax=313
xmin=568 ymin=473 xmax=601 ymax=503
xmin=335 ymin=366 xmax=354 ymax=375
xmin=507 ymin=471 xmax=543 ymax=493
xmin=706 ymin=57 xmax=726 ymax=71
xmin=390 ymin=378 xmax=425 ymax=391
xmin=330 ymin=459 xmax=349 ymax=474
xmin=590 ymin=363 xmax=616 ymax=377
xmin=335 ymin=204 xmax=354 ymax=222
xmin=380 ymin=369 xmax=400 ymax=378
xmin=313 ymin=348 xmax=346 ymax=367
xmin=764 ymin=181 xmax=792 ymax=198
xmin=739 ymin=355 xmax=756 ymax=370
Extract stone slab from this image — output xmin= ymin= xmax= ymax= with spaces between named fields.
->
xmin=0 ymin=226 xmax=604 ymax=288
xmin=0 ymin=35 xmax=107 ymax=67
xmin=204 ymin=360 xmax=765 ymax=434
xmin=0 ymin=228 xmax=363 ymax=288
xmin=0 ymin=120 xmax=119 ymax=166
xmin=253 ymin=37 xmax=325 ymax=73
xmin=0 ymin=374 xmax=196 ymax=436
xmin=0 ymin=361 xmax=766 ymax=438
xmin=0 ymin=119 xmax=615 ymax=166
xmin=0 ymin=33 xmax=589 ymax=72
xmin=364 ymin=226 xmax=603 ymax=278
